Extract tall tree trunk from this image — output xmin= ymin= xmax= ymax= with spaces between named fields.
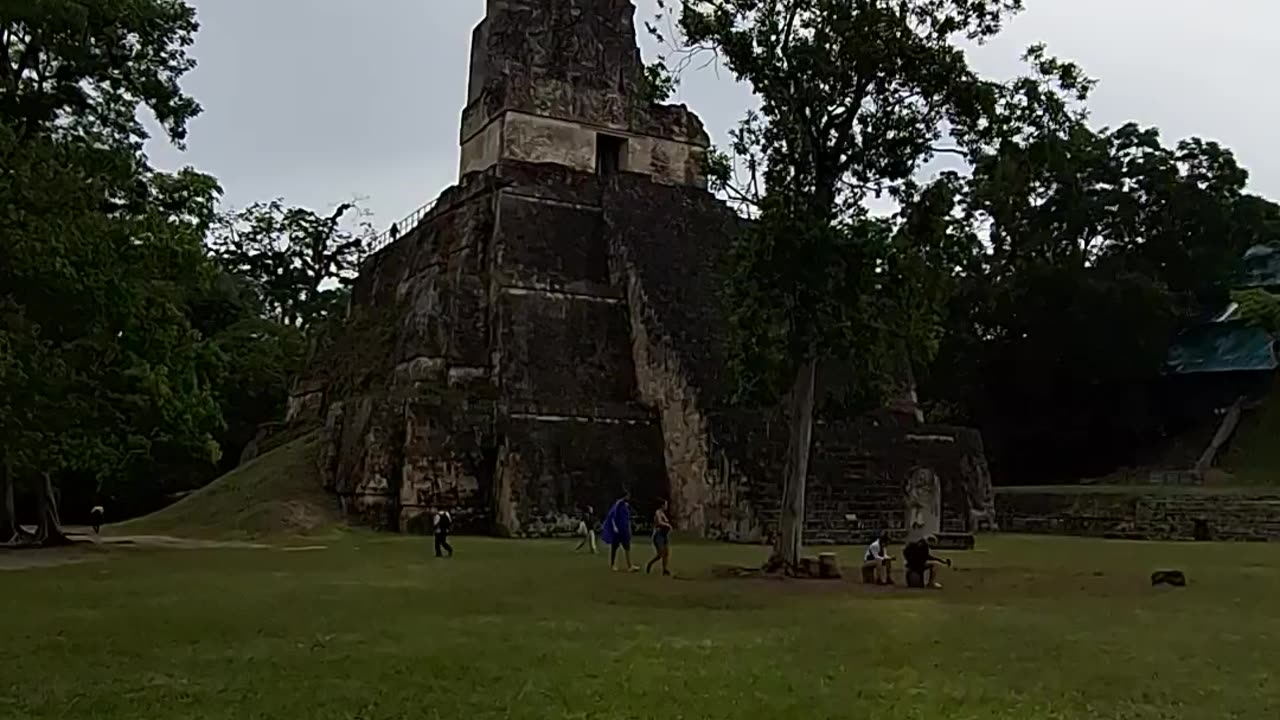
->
xmin=35 ymin=473 xmax=68 ymax=547
xmin=776 ymin=357 xmax=818 ymax=570
xmin=0 ymin=459 xmax=16 ymax=544
xmin=1195 ymin=395 xmax=1245 ymax=477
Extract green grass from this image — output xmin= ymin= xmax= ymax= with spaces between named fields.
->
xmin=3 ymin=534 xmax=1279 ymax=719
xmin=114 ymin=431 xmax=340 ymax=540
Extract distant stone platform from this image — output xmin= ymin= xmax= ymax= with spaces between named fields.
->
xmin=996 ymin=485 xmax=1280 ymax=541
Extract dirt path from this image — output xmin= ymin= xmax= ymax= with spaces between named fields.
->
xmin=83 ymin=533 xmax=270 ymax=550
xmin=1 ymin=531 xmax=303 ymax=572
xmin=0 ymin=546 xmax=100 ymax=571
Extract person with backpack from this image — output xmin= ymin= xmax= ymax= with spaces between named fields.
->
xmin=433 ymin=508 xmax=454 ymax=558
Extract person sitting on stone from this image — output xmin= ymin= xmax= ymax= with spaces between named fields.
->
xmin=574 ymin=505 xmax=597 ymax=554
xmin=862 ymin=530 xmax=894 ymax=585
xmin=903 ymin=533 xmax=951 ymax=589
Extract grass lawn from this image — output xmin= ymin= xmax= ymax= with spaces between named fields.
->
xmin=3 ymin=533 xmax=1278 ymax=719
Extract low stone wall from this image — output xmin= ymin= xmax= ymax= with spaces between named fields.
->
xmin=713 ymin=413 xmax=991 ymax=545
xmin=997 ymin=487 xmax=1280 ymax=541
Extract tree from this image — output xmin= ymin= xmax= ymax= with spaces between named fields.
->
xmin=656 ymin=0 xmax=1036 ymax=569
xmin=0 ymin=0 xmax=201 ymax=146
xmin=198 ymin=282 xmax=307 ymax=473
xmin=210 ymin=200 xmax=370 ymax=333
xmin=925 ymin=85 xmax=1280 ymax=481
xmin=1 ymin=0 xmax=217 ymax=544
xmin=1 ymin=126 xmax=226 ymax=542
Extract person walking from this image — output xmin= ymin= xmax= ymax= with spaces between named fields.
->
xmin=433 ymin=508 xmax=454 ymax=558
xmin=645 ymin=499 xmax=673 ymax=576
xmin=90 ymin=503 xmax=105 ymax=535
xmin=601 ymin=492 xmax=638 ymax=572
xmin=574 ymin=505 xmax=597 ymax=554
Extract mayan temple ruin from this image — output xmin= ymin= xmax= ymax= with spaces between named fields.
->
xmin=286 ymin=0 xmax=998 ymax=543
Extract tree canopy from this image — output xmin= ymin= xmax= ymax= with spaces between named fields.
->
xmin=0 ymin=0 xmax=362 ymax=544
xmin=652 ymin=0 xmax=1280 ymax=558
xmin=653 ymin=0 xmax=1057 ymax=566
xmin=925 ymin=103 xmax=1280 ymax=482
xmin=210 ymin=200 xmax=369 ymax=334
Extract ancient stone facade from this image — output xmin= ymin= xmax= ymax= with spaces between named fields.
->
xmin=997 ymin=488 xmax=1280 ymax=541
xmin=288 ymin=0 xmax=996 ymax=542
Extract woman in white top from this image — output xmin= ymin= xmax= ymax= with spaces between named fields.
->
xmin=862 ymin=530 xmax=894 ymax=585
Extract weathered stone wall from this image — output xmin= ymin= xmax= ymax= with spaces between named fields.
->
xmin=709 ymin=413 xmax=988 ymax=544
xmin=301 ymin=159 xmax=998 ymax=542
xmin=302 ymin=171 xmax=501 ymax=530
xmin=602 ymin=172 xmax=995 ymax=543
xmin=496 ymin=193 xmax=609 ymax=285
xmin=997 ymin=488 xmax=1280 ymax=541
xmin=295 ymin=0 xmax=999 ymax=543
xmin=304 ymin=158 xmax=685 ymax=536
xmin=482 ymin=162 xmax=673 ymax=535
xmin=460 ymin=0 xmax=709 ymax=185
xmin=604 ymin=173 xmax=767 ymax=538
xmin=495 ymin=412 xmax=667 ymax=536
xmin=461 ymin=0 xmax=707 ymax=141
xmin=612 ymin=240 xmax=759 ymax=539
xmin=463 ymin=112 xmax=707 ymax=185
xmin=496 ymin=292 xmax=638 ymax=406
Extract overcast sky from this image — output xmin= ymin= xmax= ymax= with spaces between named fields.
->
xmin=146 ymin=0 xmax=1280 ymax=232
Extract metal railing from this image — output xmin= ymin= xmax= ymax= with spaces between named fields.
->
xmin=361 ymin=198 xmax=439 ymax=259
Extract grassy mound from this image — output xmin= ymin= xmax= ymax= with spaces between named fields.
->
xmin=115 ymin=431 xmax=342 ymax=539
xmin=1223 ymin=378 xmax=1280 ymax=485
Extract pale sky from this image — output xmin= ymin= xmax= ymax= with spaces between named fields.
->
xmin=146 ymin=0 xmax=1280 ymax=232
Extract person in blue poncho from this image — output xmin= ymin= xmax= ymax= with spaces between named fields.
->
xmin=601 ymin=492 xmax=639 ymax=572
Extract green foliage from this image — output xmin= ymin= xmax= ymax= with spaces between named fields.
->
xmin=641 ymin=61 xmax=677 ymax=104
xmin=210 ymin=200 xmax=369 ymax=333
xmin=0 ymin=0 xmax=202 ymax=146
xmin=1233 ymin=287 xmax=1280 ymax=334
xmin=0 ymin=121 xmax=226 ymax=517
xmin=663 ymin=0 xmax=1033 ymax=406
xmin=0 ymin=0 xmax=239 ymax=533
xmin=926 ymin=89 xmax=1280 ymax=480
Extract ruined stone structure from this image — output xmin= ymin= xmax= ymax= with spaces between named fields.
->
xmin=287 ymin=0 xmax=996 ymax=542
xmin=997 ymin=487 xmax=1280 ymax=542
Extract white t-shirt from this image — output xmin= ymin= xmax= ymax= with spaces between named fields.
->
xmin=865 ymin=539 xmax=887 ymax=562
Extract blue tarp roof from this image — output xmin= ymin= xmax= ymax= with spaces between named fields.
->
xmin=1239 ymin=244 xmax=1280 ymax=289
xmin=1166 ymin=320 xmax=1278 ymax=375
xmin=1163 ymin=245 xmax=1280 ymax=375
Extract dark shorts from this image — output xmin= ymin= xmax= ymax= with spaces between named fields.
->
xmin=611 ymin=537 xmax=631 ymax=551
xmin=653 ymin=533 xmax=669 ymax=551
